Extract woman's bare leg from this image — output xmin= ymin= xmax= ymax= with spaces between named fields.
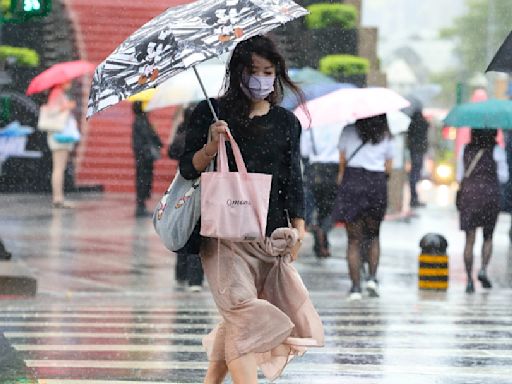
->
xmin=51 ymin=150 xmax=70 ymax=204
xmin=204 ymin=360 xmax=229 ymax=384
xmin=227 ymin=353 xmax=258 ymax=384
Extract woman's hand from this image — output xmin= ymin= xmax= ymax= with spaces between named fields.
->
xmin=192 ymin=120 xmax=228 ymax=172
xmin=290 ymin=219 xmax=305 ymax=262
xmin=290 ymin=239 xmax=302 ymax=262
xmin=210 ymin=120 xmax=228 ymax=143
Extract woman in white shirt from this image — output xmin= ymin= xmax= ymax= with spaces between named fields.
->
xmin=456 ymin=129 xmax=509 ymax=294
xmin=333 ymin=115 xmax=394 ymax=300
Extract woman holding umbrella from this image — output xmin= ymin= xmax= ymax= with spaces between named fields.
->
xmin=46 ymin=81 xmax=80 ymax=208
xmin=27 ymin=60 xmax=94 ymax=208
xmin=457 ymin=129 xmax=508 ymax=293
xmin=179 ymin=35 xmax=323 ymax=384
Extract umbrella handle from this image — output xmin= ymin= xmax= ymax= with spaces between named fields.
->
xmin=193 ymin=65 xmax=219 ymax=122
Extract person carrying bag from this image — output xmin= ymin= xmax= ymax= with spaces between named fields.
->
xmin=159 ymin=36 xmax=324 ymax=384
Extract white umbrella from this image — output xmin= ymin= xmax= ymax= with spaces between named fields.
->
xmin=145 ymin=63 xmax=226 ymax=111
xmin=387 ymin=111 xmax=411 ymax=135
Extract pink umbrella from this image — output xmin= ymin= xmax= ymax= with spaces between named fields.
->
xmin=294 ymin=87 xmax=410 ymax=128
xmin=26 ymin=60 xmax=95 ymax=95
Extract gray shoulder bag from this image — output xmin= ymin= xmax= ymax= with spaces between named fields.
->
xmin=153 ymin=101 xmax=216 ymax=251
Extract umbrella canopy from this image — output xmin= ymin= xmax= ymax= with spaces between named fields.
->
xmin=486 ymin=31 xmax=512 ymax=73
xmin=26 ymin=60 xmax=95 ymax=95
xmin=401 ymin=94 xmax=423 ymax=117
xmin=128 ymin=89 xmax=156 ymax=103
xmin=87 ymin=0 xmax=308 ymax=118
xmin=287 ymin=67 xmax=335 ymax=86
xmin=444 ymin=99 xmax=512 ymax=129
xmin=146 ymin=63 xmax=226 ymax=111
xmin=281 ymin=82 xmax=355 ymax=110
xmin=294 ymin=87 xmax=410 ymax=128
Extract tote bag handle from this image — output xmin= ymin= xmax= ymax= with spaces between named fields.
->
xmin=217 ymin=129 xmax=248 ymax=174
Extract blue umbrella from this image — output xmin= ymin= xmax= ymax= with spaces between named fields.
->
xmin=0 ymin=121 xmax=34 ymax=137
xmin=444 ymin=99 xmax=512 ymax=129
xmin=281 ymin=82 xmax=356 ymax=110
xmin=288 ymin=67 xmax=336 ymax=86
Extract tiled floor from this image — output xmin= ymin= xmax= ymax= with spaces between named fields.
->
xmin=1 ymin=192 xmax=512 ymax=383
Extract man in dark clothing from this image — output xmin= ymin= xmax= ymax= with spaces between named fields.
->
xmin=407 ymin=111 xmax=429 ymax=208
xmin=0 ymin=239 xmax=12 ymax=260
xmin=132 ymin=101 xmax=162 ymax=217
xmin=167 ymin=104 xmax=204 ymax=291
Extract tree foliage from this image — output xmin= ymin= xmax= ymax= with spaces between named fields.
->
xmin=443 ymin=0 xmax=510 ymax=75
xmin=319 ymin=54 xmax=369 ymax=77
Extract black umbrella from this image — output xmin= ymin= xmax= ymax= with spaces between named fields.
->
xmin=486 ymin=31 xmax=512 ymax=73
xmin=87 ymin=0 xmax=308 ymax=119
xmin=401 ymin=94 xmax=423 ymax=117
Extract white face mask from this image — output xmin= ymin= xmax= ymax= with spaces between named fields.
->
xmin=241 ymin=73 xmax=276 ymax=100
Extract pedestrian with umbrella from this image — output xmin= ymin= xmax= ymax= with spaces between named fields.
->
xmin=180 ymin=34 xmax=323 ymax=384
xmin=445 ymin=100 xmax=511 ymax=293
xmin=455 ymin=129 xmax=508 ymax=293
xmin=28 ymin=60 xmax=94 ymax=208
xmin=333 ymin=115 xmax=394 ymax=300
xmin=294 ymin=87 xmax=408 ymax=300
xmin=86 ymin=0 xmax=323 ymax=382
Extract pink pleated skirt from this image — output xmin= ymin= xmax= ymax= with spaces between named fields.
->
xmin=200 ymin=235 xmax=324 ymax=381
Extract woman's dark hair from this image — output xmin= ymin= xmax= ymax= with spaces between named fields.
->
xmin=470 ymin=129 xmax=497 ymax=148
xmin=183 ymin=103 xmax=196 ymax=124
xmin=220 ymin=35 xmax=307 ymax=132
xmin=132 ymin=101 xmax=145 ymax=115
xmin=355 ymin=114 xmax=391 ymax=144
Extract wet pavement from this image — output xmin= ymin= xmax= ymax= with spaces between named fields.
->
xmin=1 ymin=186 xmax=512 ymax=383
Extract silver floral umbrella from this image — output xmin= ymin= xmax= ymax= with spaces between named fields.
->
xmin=87 ymin=0 xmax=307 ymax=118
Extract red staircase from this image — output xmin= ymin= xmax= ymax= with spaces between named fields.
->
xmin=65 ymin=0 xmax=191 ymax=193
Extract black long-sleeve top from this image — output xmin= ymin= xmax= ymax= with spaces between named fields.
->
xmin=179 ymin=100 xmax=305 ymax=236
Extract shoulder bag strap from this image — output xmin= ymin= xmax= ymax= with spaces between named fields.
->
xmin=346 ymin=141 xmax=366 ymax=165
xmin=463 ymin=149 xmax=485 ymax=179
xmin=309 ymin=127 xmax=318 ymax=156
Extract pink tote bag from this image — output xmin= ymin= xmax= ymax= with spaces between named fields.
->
xmin=200 ymin=130 xmax=272 ymax=241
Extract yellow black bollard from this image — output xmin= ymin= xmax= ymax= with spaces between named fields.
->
xmin=418 ymin=233 xmax=448 ymax=291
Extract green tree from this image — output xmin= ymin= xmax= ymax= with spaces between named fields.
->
xmin=442 ymin=0 xmax=510 ymax=75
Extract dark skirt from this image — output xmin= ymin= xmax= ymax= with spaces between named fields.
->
xmin=332 ymin=167 xmax=387 ymax=223
xmin=459 ymin=180 xmax=500 ymax=232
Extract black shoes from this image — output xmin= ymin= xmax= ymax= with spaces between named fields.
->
xmin=0 ymin=241 xmax=11 ymax=260
xmin=466 ymin=271 xmax=492 ymax=294
xmin=465 ymin=280 xmax=475 ymax=294
xmin=410 ymin=200 xmax=426 ymax=208
xmin=135 ymin=205 xmax=152 ymax=217
xmin=477 ymin=270 xmax=492 ymax=289
xmin=313 ymin=227 xmax=331 ymax=258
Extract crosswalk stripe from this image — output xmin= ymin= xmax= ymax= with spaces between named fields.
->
xmin=2 ymin=321 xmax=512 ymax=332
xmin=26 ymin=360 xmax=512 ymax=376
xmin=1 ymin=312 xmax=512 ymax=321
xmin=6 ymin=331 xmax=512 ymax=344
xmin=13 ymin=344 xmax=512 ymax=358
xmin=38 ymin=381 xmax=203 ymax=384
